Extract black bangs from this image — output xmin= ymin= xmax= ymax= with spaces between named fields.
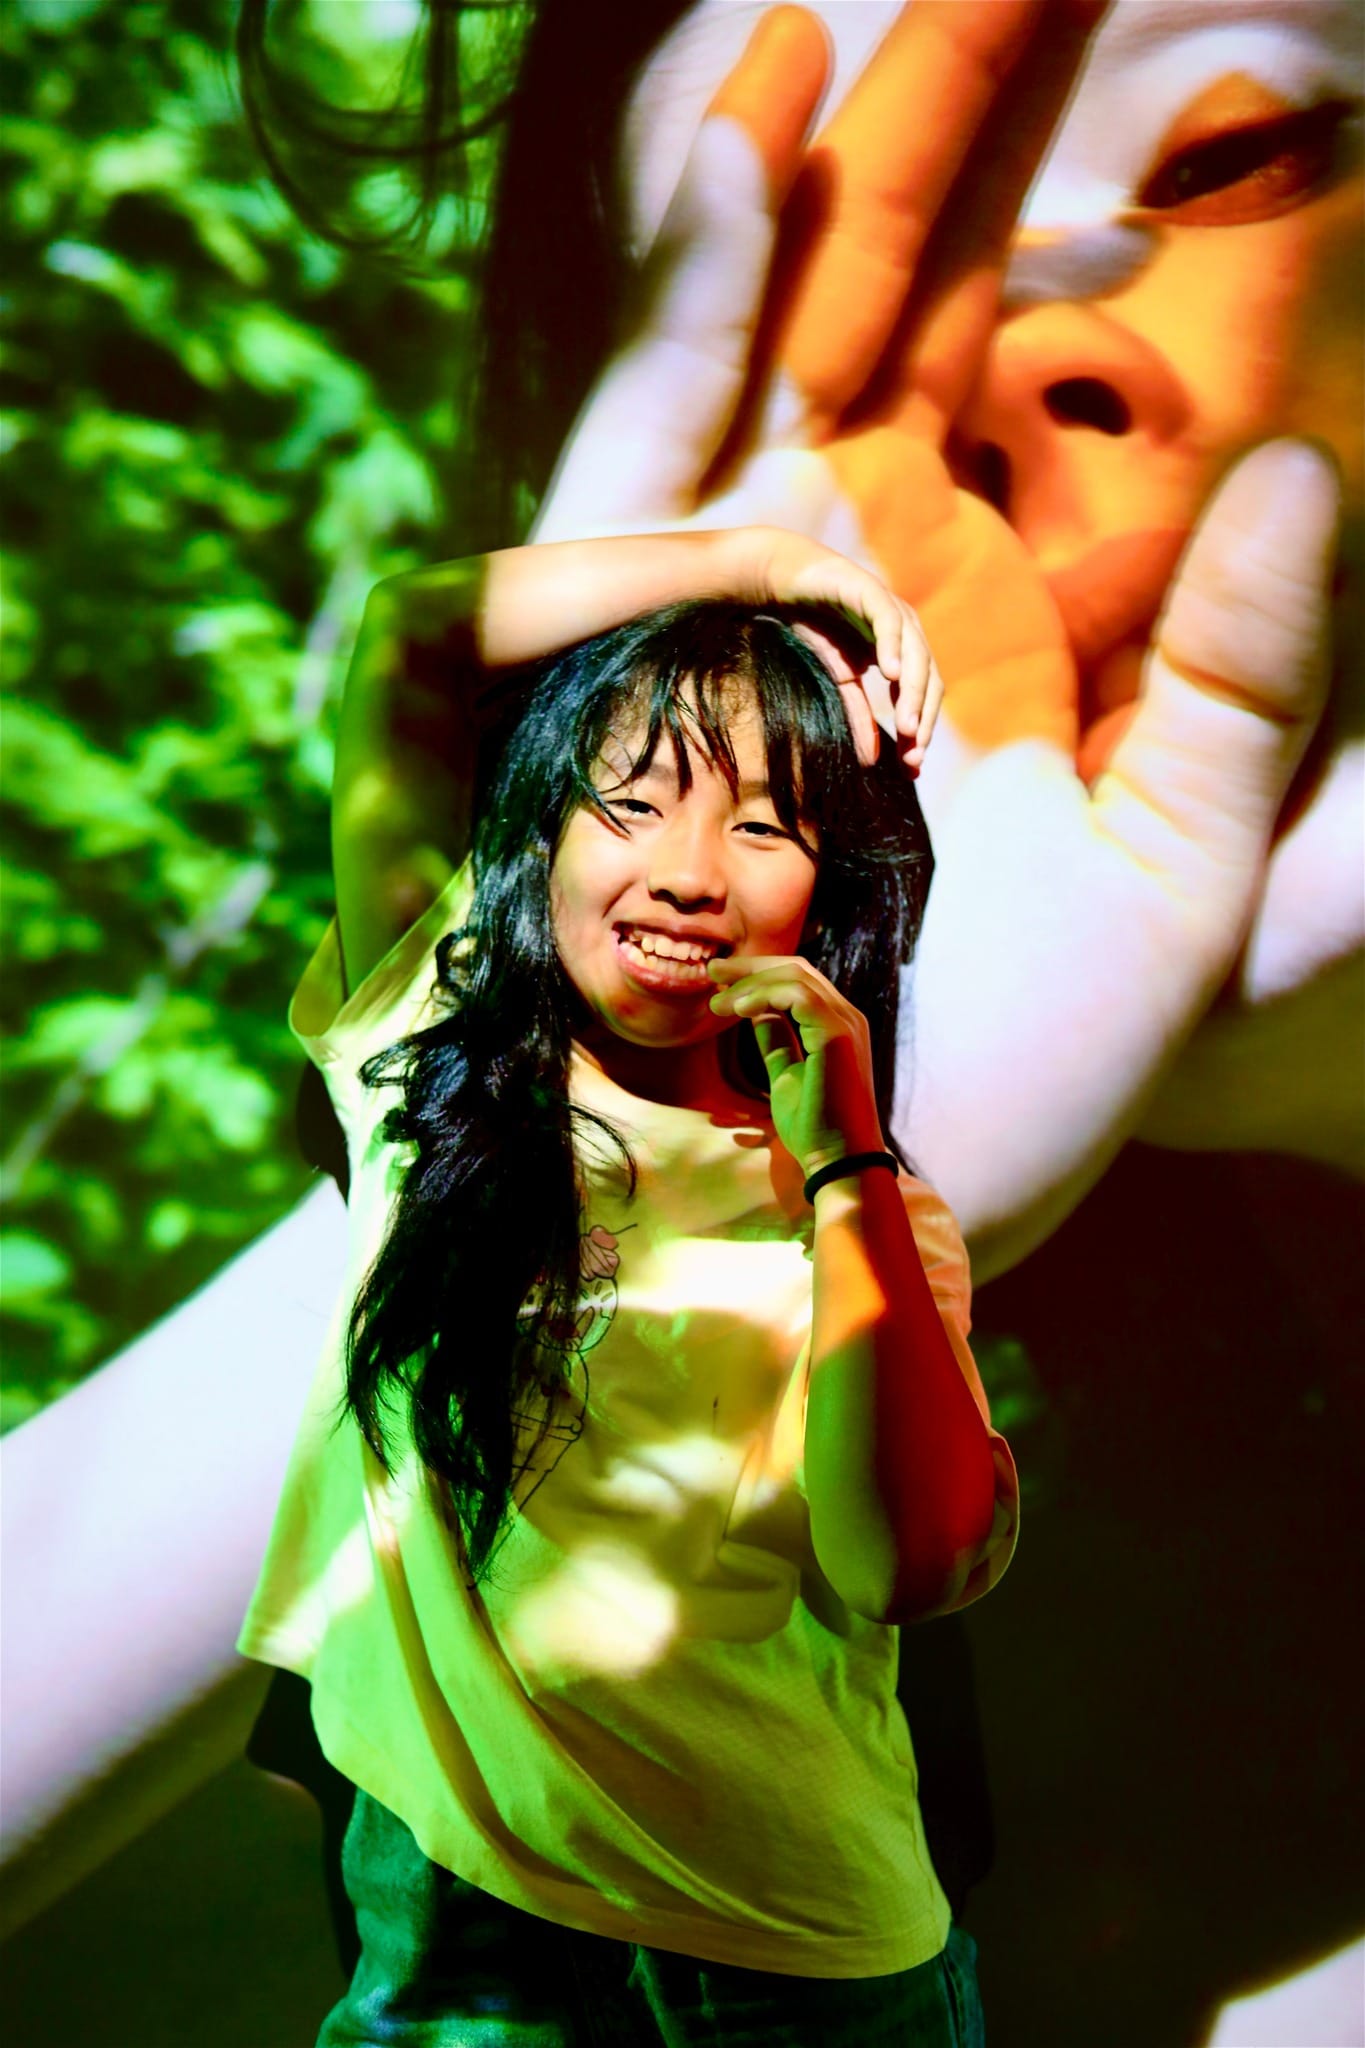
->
xmin=567 ymin=605 xmax=855 ymax=864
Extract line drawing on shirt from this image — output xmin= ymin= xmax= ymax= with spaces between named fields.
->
xmin=506 ymin=1220 xmax=637 ymax=1520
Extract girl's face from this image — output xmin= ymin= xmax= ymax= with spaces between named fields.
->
xmin=551 ymin=694 xmax=817 ymax=1052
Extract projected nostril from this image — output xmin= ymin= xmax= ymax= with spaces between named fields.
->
xmin=974 ymin=443 xmax=1011 ymax=514
xmin=1043 ymin=378 xmax=1132 ymax=435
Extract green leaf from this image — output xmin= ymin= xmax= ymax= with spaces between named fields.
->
xmin=0 ymin=1232 xmax=72 ymax=1300
xmin=13 ymin=0 xmax=109 ymax=29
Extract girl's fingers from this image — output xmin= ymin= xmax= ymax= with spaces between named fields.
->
xmin=768 ymin=546 xmax=940 ymax=762
xmin=893 ymin=608 xmax=933 ymax=743
xmin=777 ymin=546 xmax=902 ymax=678
xmin=919 ymin=652 xmax=947 ymax=751
xmin=808 ymin=558 xmax=904 ymax=681
xmin=837 ymin=679 xmax=882 ymax=767
xmin=753 ymin=1015 xmax=805 ymax=1085
xmin=709 ymin=954 xmax=822 ymax=984
xmin=865 ymin=579 xmax=905 ymax=683
xmin=709 ymin=960 xmax=846 ymax=1032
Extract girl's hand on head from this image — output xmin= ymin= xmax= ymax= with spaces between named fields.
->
xmin=731 ymin=525 xmax=942 ymax=770
xmin=790 ymin=610 xmax=943 ymax=774
xmin=706 ymin=954 xmax=883 ymax=1176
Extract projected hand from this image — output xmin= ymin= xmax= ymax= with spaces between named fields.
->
xmin=537 ymin=2 xmax=1090 ymax=762
xmin=534 ymin=3 xmax=1347 ymax=1272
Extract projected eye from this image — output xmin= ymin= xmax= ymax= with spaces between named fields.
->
xmin=1134 ymin=76 xmax=1359 ymax=226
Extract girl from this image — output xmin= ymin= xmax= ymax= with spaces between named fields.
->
xmin=239 ymin=523 xmax=1018 ymax=2045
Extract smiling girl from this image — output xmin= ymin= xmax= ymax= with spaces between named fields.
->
xmin=239 ymin=525 xmax=1017 ymax=2045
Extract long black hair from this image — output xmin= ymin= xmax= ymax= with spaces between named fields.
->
xmin=236 ymin=0 xmax=696 ymax=543
xmin=346 ymin=601 xmax=931 ymax=1579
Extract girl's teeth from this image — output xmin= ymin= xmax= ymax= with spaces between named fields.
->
xmin=627 ymin=930 xmax=714 ymax=962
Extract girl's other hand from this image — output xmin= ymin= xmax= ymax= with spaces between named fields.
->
xmin=707 ymin=953 xmax=883 ymax=1176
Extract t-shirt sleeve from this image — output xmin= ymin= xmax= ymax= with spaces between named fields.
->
xmin=900 ymin=1175 xmax=1020 ymax=1610
xmin=289 ymin=864 xmax=475 ymax=1141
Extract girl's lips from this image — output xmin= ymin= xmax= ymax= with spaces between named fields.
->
xmin=613 ymin=927 xmax=726 ymax=995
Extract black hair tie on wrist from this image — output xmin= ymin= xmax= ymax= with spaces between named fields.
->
xmin=802 ymin=1150 xmax=900 ymax=1205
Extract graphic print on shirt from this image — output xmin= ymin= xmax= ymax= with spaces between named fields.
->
xmin=510 ymin=1222 xmax=627 ymax=1509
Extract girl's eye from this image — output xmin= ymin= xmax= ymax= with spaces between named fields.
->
xmin=1134 ymin=79 xmax=1358 ymax=227
xmin=606 ymin=796 xmax=657 ymax=819
xmin=735 ymin=819 xmax=788 ymax=840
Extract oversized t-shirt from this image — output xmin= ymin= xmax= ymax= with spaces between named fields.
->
xmin=239 ymin=870 xmax=1019 ymax=1978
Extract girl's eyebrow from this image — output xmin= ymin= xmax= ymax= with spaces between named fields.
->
xmin=633 ymin=763 xmax=776 ymax=803
xmin=624 ymin=758 xmax=679 ymax=795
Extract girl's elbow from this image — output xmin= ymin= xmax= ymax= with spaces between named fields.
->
xmin=813 ymin=1533 xmax=966 ymax=1628
xmin=828 ymin=1559 xmax=968 ymax=1628
xmin=821 ymin=1511 xmax=1003 ymax=1627
xmin=881 ymin=1553 xmax=978 ymax=1626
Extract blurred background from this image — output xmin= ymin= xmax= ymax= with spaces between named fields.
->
xmin=1 ymin=0 xmax=512 ymax=1423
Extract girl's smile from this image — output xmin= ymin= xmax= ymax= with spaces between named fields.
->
xmin=613 ymin=920 xmax=733 ymax=993
xmin=550 ymin=697 xmax=817 ymax=1065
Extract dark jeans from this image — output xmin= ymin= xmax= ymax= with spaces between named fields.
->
xmin=317 ymin=1791 xmax=985 ymax=2048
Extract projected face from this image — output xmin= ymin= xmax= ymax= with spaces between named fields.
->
xmin=964 ymin=0 xmax=1363 ymax=772
xmin=550 ymin=694 xmax=817 ymax=1053
xmin=624 ymin=0 xmax=1363 ymax=773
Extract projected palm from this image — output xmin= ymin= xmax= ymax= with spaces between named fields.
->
xmin=537 ymin=1 xmax=1346 ymax=1274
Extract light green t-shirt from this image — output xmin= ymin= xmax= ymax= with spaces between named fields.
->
xmin=239 ymin=870 xmax=1018 ymax=1978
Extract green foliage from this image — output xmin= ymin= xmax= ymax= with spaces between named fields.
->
xmin=1 ymin=0 xmax=509 ymax=1425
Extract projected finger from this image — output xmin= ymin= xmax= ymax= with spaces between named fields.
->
xmin=1095 ymin=440 xmax=1335 ymax=907
xmin=888 ymin=0 xmax=1106 ymax=438
xmin=781 ymin=0 xmax=1045 ymax=429
xmin=706 ymin=6 xmax=830 ymax=204
xmin=534 ymin=16 xmax=825 ymax=537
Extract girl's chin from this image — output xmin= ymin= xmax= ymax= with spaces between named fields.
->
xmin=590 ymin=991 xmax=726 ymax=1051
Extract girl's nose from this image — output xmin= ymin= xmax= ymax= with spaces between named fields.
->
xmin=953 ymin=300 xmax=1189 ymax=544
xmin=647 ymin=812 xmax=726 ymax=911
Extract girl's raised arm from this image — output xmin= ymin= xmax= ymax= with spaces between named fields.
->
xmin=333 ymin=527 xmax=925 ymax=988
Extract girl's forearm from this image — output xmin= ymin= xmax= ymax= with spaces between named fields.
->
xmin=473 ymin=529 xmax=751 ymax=666
xmin=347 ymin=531 xmax=748 ymax=762
xmin=804 ymin=1171 xmax=1002 ymax=1625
